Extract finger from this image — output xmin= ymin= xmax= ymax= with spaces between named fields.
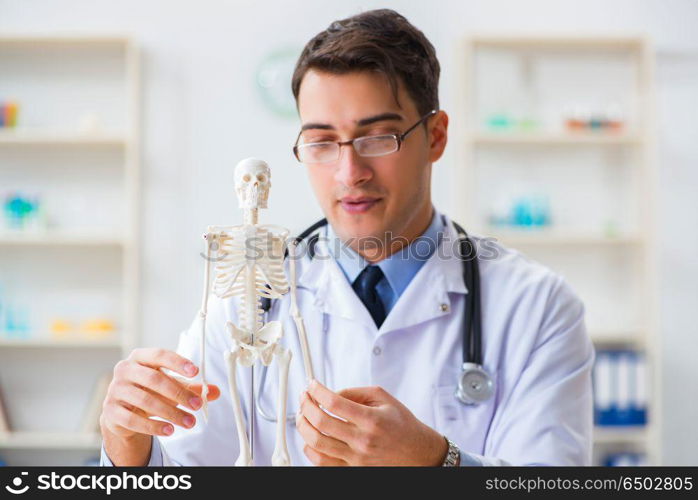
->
xmin=295 ymin=412 xmax=351 ymax=460
xmin=107 ymin=403 xmax=175 ymax=437
xmin=141 ymin=383 xmax=221 ymax=411
xmin=306 ymin=380 xmax=370 ymax=424
xmin=337 ymin=386 xmax=392 ymax=406
xmin=300 ymin=391 xmax=357 ymax=443
xmin=130 ymin=348 xmax=198 ymax=378
xmin=126 ymin=364 xmax=202 ymax=411
xmin=185 ymin=383 xmax=221 ymax=402
xmin=116 ymin=384 xmax=196 ymax=429
xmin=154 ymin=368 xmax=221 ymax=404
xmin=303 ymin=445 xmax=347 ymax=466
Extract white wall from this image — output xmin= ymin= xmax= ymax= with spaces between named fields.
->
xmin=1 ymin=0 xmax=696 ymax=464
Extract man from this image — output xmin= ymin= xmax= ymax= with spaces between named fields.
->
xmin=100 ymin=9 xmax=594 ymax=467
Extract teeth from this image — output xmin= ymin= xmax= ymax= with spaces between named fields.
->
xmin=249 ymin=185 xmax=259 ymax=206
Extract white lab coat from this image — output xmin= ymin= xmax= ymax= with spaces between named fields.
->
xmin=152 ymin=214 xmax=594 ymax=466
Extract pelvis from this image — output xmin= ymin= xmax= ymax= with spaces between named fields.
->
xmin=226 ymin=320 xmax=283 ymax=366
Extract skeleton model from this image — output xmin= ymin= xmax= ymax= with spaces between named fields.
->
xmin=196 ymin=158 xmax=315 ymax=466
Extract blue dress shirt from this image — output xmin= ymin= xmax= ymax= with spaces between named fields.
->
xmin=327 ymin=207 xmax=444 ymax=316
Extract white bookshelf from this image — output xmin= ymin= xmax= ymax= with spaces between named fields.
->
xmin=0 ymin=35 xmax=140 ymax=463
xmin=456 ymin=36 xmax=659 ymax=464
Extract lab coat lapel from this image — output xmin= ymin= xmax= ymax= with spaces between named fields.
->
xmin=295 ymin=216 xmax=469 ymax=332
xmin=297 ymin=237 xmax=376 ymax=328
xmin=379 ymin=218 xmax=468 ymax=335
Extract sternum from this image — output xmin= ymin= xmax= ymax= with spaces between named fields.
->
xmin=241 ymin=214 xmax=261 ymax=335
xmin=244 ymin=269 xmax=260 ymax=334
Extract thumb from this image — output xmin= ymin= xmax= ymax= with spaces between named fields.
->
xmin=186 ymin=383 xmax=221 ymax=402
xmin=337 ymin=386 xmax=392 ymax=407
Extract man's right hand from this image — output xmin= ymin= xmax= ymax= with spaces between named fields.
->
xmin=100 ymin=348 xmax=221 ymax=466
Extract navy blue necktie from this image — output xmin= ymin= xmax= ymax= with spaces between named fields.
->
xmin=352 ymin=265 xmax=386 ymax=328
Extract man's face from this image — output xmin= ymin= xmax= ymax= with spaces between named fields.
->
xmin=296 ymin=69 xmax=447 ymax=254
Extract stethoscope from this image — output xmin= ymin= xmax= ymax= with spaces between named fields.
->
xmin=255 ymin=217 xmax=494 ymax=423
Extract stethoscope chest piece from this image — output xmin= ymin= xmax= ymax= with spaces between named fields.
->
xmin=455 ymin=362 xmax=494 ymax=405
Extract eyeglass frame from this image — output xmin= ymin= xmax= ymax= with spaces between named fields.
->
xmin=292 ymin=109 xmax=438 ymax=164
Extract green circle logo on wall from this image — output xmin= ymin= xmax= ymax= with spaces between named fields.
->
xmin=256 ymin=48 xmax=302 ymax=119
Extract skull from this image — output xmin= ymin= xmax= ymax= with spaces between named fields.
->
xmin=234 ymin=158 xmax=271 ymax=209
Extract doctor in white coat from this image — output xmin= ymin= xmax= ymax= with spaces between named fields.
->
xmin=100 ymin=9 xmax=594 ymax=467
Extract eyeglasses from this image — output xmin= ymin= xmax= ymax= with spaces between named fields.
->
xmin=293 ymin=109 xmax=437 ymax=164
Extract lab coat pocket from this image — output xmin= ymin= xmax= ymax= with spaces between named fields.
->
xmin=433 ymin=383 xmax=496 ymax=454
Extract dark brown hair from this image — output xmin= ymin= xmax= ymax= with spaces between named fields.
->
xmin=291 ymin=9 xmax=440 ymax=117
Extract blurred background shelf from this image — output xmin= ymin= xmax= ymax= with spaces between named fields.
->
xmin=486 ymin=230 xmax=644 ymax=246
xmin=0 ymin=431 xmax=102 ymax=450
xmin=0 ymin=35 xmax=140 ymax=465
xmin=0 ymin=232 xmax=126 ymax=247
xmin=471 ymin=131 xmax=642 ymax=145
xmin=593 ymin=427 xmax=648 ymax=445
xmin=0 ymin=338 xmax=122 ymax=349
xmin=458 ymin=35 xmax=658 ymax=465
xmin=590 ymin=330 xmax=647 ymax=347
xmin=0 ymin=130 xmax=127 ymax=146
xmin=0 ymin=34 xmax=132 ymax=47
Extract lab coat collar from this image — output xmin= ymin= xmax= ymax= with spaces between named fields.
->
xmin=326 ymin=208 xmax=444 ymax=300
xmin=296 ymin=212 xmax=468 ymax=333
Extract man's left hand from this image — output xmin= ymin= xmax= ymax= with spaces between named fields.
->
xmin=295 ymin=380 xmax=448 ymax=466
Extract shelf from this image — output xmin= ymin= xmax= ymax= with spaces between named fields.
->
xmin=470 ymin=131 xmax=641 ymax=146
xmin=486 ymin=230 xmax=643 ymax=246
xmin=0 ymin=338 xmax=121 ymax=349
xmin=0 ymin=431 xmax=102 ymax=450
xmin=0 ymin=33 xmax=139 ymax=465
xmin=0 ymin=130 xmax=127 ymax=147
xmin=0 ymin=35 xmax=131 ymax=47
xmin=0 ymin=232 xmax=126 ymax=247
xmin=591 ymin=331 xmax=646 ymax=347
xmin=593 ymin=426 xmax=648 ymax=445
xmin=470 ymin=35 xmax=647 ymax=50
xmin=463 ymin=35 xmax=659 ymax=465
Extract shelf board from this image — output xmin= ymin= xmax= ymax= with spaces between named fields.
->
xmin=591 ymin=331 xmax=646 ymax=347
xmin=0 ymin=35 xmax=131 ymax=46
xmin=0 ymin=232 xmax=126 ymax=247
xmin=470 ymin=35 xmax=646 ymax=50
xmin=593 ymin=426 xmax=648 ymax=445
xmin=470 ymin=131 xmax=641 ymax=146
xmin=486 ymin=230 xmax=643 ymax=246
xmin=0 ymin=130 xmax=127 ymax=146
xmin=0 ymin=431 xmax=102 ymax=450
xmin=0 ymin=338 xmax=121 ymax=349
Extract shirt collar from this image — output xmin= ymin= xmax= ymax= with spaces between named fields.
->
xmin=326 ymin=207 xmax=445 ymax=297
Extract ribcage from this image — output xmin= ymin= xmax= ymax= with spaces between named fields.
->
xmin=211 ymin=226 xmax=290 ymax=330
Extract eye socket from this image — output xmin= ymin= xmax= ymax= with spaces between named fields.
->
xmin=242 ymin=174 xmax=251 ymax=182
xmin=256 ymin=174 xmax=267 ymax=182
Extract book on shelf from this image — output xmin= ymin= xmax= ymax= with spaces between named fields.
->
xmin=80 ymin=372 xmax=112 ymax=433
xmin=0 ymin=377 xmax=10 ymax=434
xmin=593 ymin=349 xmax=648 ymax=426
